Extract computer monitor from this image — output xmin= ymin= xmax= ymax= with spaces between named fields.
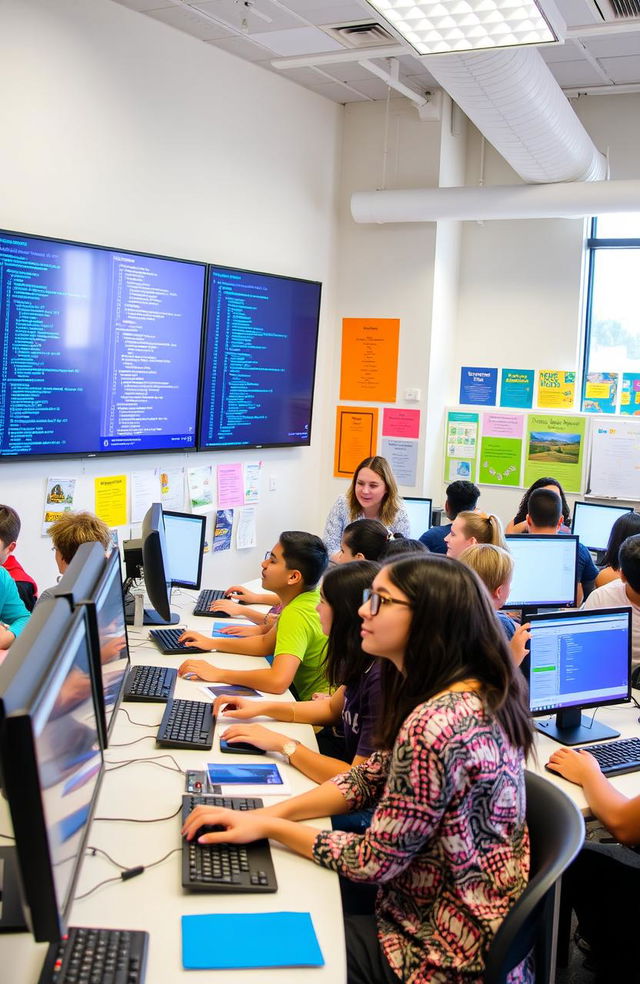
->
xmin=123 ymin=503 xmax=178 ymax=625
xmin=163 ymin=510 xmax=207 ymax=589
xmin=504 ymin=535 xmax=579 ymax=609
xmin=402 ymin=497 xmax=432 ymax=539
xmin=529 ymin=607 xmax=631 ymax=745
xmin=571 ymin=501 xmax=634 ymax=554
xmin=0 ymin=599 xmax=104 ymax=940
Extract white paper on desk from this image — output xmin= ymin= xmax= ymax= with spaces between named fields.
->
xmin=236 ymin=506 xmax=256 ymax=550
xmin=131 ymin=469 xmax=160 ymax=524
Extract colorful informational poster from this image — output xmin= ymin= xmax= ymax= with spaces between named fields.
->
xmin=339 ymin=318 xmax=399 ymax=403
xmin=537 ymin=370 xmax=576 ymax=410
xmin=213 ymin=509 xmax=233 ymax=552
xmin=382 ymin=408 xmax=420 ymax=439
xmin=459 ymin=367 xmax=498 ymax=406
xmin=42 ymin=477 xmax=77 ymax=533
xmin=94 ymin=475 xmax=127 ymax=527
xmin=479 ymin=413 xmax=523 ymax=486
xmin=524 ymin=414 xmax=585 ymax=494
xmin=217 ymin=463 xmax=244 ymax=508
xmin=160 ymin=467 xmax=185 ymax=511
xmin=444 ymin=411 xmax=478 ymax=483
xmin=582 ymin=372 xmax=618 ymax=414
xmin=380 ymin=437 xmax=418 ymax=486
xmin=243 ymin=463 xmax=261 ymax=503
xmin=589 ymin=419 xmax=640 ymax=499
xmin=334 ymin=406 xmax=378 ymax=478
xmin=188 ymin=465 xmax=214 ymax=509
xmin=621 ymin=373 xmax=640 ymax=416
xmin=500 ymin=369 xmax=534 ymax=410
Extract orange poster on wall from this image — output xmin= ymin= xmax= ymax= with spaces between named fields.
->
xmin=334 ymin=406 xmax=379 ymax=478
xmin=339 ymin=318 xmax=399 ymax=403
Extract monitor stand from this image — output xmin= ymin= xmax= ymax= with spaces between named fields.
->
xmin=123 ymin=589 xmax=179 ymax=626
xmin=0 ymin=847 xmax=28 ymax=932
xmin=535 ymin=706 xmax=620 ymax=746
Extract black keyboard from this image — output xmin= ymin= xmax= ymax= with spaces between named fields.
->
xmin=149 ymin=627 xmax=209 ymax=655
xmin=38 ymin=926 xmax=148 ymax=984
xmin=182 ymin=794 xmax=277 ymax=893
xmin=156 ymin=699 xmax=215 ymax=749
xmin=193 ymin=588 xmax=229 ymax=617
xmin=123 ymin=664 xmax=177 ymax=702
xmin=582 ymin=737 xmax=640 ymax=777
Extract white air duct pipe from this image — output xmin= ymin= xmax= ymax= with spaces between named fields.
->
xmin=351 ymin=179 xmax=640 ymax=223
xmin=423 ymin=48 xmax=607 ymax=184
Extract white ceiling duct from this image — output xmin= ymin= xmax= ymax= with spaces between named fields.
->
xmin=351 ymin=178 xmax=640 ymax=222
xmin=422 ymin=47 xmax=608 ymax=183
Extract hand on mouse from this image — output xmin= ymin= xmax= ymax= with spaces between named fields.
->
xmin=178 ymin=659 xmax=224 ymax=683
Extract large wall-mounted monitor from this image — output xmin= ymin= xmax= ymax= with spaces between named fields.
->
xmin=198 ymin=265 xmax=322 ymax=450
xmin=0 ymin=229 xmax=206 ymax=458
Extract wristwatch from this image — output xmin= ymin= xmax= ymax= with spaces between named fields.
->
xmin=282 ymin=739 xmax=299 ymax=761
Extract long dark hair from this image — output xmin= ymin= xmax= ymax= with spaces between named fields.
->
xmin=513 ymin=477 xmax=571 ymax=526
xmin=374 ymin=555 xmax=533 ymax=755
xmin=603 ymin=512 xmax=640 ymax=570
xmin=342 ymin=519 xmax=390 ymax=561
xmin=322 ymin=560 xmax=380 ymax=690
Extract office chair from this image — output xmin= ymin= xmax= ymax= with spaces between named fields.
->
xmin=483 ymin=770 xmax=585 ymax=984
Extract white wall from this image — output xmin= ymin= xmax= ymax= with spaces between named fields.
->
xmin=0 ymin=0 xmax=342 ymax=590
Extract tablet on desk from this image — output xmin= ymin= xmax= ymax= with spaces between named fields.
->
xmin=205 ymin=762 xmax=290 ymax=795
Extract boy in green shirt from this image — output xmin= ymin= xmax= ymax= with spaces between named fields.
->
xmin=178 ymin=531 xmax=328 ymax=700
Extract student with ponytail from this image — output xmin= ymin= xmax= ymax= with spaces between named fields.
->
xmin=445 ymin=510 xmax=506 ymax=559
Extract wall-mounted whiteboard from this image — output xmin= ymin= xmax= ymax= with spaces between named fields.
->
xmin=588 ymin=418 xmax=640 ymax=501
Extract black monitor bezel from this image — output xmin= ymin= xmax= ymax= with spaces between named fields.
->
xmin=402 ymin=496 xmax=433 ymax=537
xmin=196 ymin=263 xmax=322 ymax=452
xmin=141 ymin=502 xmax=173 ymax=623
xmin=0 ymin=226 xmax=207 ymax=461
xmin=571 ymin=501 xmax=635 ymax=553
xmin=163 ymin=509 xmax=207 ymax=590
xmin=503 ymin=534 xmax=579 ymax=609
xmin=527 ymin=606 xmax=632 ymax=719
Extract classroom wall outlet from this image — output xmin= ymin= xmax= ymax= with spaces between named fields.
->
xmin=404 ymin=387 xmax=421 ymax=402
xmin=269 ymin=475 xmax=277 ymax=491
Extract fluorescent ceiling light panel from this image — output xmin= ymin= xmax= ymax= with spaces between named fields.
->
xmin=364 ymin=0 xmax=559 ymax=54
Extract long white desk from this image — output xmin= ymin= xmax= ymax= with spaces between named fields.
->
xmin=3 ymin=586 xmax=346 ymax=983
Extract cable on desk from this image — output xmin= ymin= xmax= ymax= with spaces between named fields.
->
xmin=105 ymin=754 xmax=182 ymax=775
xmin=119 ymin=706 xmax=162 ymax=728
xmin=109 ymin=734 xmax=157 ymax=748
xmin=0 ymin=832 xmax=15 ymax=840
xmin=93 ymin=803 xmax=182 ymax=823
xmin=74 ymin=847 xmax=182 ymax=901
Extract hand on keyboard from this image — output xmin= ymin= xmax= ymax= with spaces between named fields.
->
xmin=182 ymin=803 xmax=269 ymax=845
xmin=178 ymin=658 xmax=221 ymax=682
xmin=546 ymin=746 xmax=602 ymax=785
xmin=209 ymin=598 xmax=245 ymax=617
xmin=178 ymin=629 xmax=215 ymax=651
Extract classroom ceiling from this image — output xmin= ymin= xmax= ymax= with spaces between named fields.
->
xmin=112 ymin=0 xmax=640 ymax=103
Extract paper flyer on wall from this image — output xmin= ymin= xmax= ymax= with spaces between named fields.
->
xmin=243 ymin=462 xmax=261 ymax=503
xmin=131 ymin=469 xmax=161 ymax=524
xmin=160 ymin=467 xmax=185 ymax=510
xmin=582 ymin=372 xmax=618 ymax=414
xmin=339 ymin=318 xmax=399 ymax=403
xmin=214 ymin=509 xmax=233 ymax=551
xmin=620 ymin=373 xmax=640 ymax=416
xmin=42 ymin=477 xmax=77 ymax=534
xmin=380 ymin=437 xmax=418 ymax=486
xmin=524 ymin=414 xmax=585 ymax=494
xmin=188 ymin=465 xmax=214 ymax=510
xmin=94 ymin=475 xmax=128 ymax=527
xmin=500 ymin=369 xmax=534 ymax=409
xmin=536 ymin=371 xmax=576 ymax=410
xmin=217 ymin=462 xmax=244 ymax=508
xmin=444 ymin=411 xmax=478 ymax=483
xmin=459 ymin=367 xmax=498 ymax=406
xmin=478 ymin=413 xmax=523 ymax=486
xmin=236 ymin=506 xmax=257 ymax=550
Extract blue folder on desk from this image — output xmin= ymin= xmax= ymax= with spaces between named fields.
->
xmin=181 ymin=911 xmax=324 ymax=969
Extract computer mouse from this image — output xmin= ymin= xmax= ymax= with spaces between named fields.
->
xmin=183 ymin=672 xmax=200 ymax=681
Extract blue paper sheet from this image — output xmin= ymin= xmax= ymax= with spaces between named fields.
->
xmin=181 ymin=911 xmax=324 ymax=969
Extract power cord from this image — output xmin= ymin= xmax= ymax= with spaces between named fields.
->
xmin=109 ymin=735 xmax=157 ymax=748
xmin=119 ymin=707 xmax=161 ymax=728
xmin=93 ymin=803 xmax=182 ymax=823
xmin=105 ymin=754 xmax=182 ymax=775
xmin=75 ymin=846 xmax=181 ymax=901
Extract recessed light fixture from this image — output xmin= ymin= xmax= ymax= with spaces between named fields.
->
xmin=363 ymin=0 xmax=562 ymax=54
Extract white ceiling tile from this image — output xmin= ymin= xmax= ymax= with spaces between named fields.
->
xmin=247 ymin=26 xmax=344 ymax=54
xmin=110 ymin=0 xmax=175 ymax=11
xmin=584 ymin=34 xmax=640 ymax=59
xmin=546 ymin=58 xmax=613 ymax=86
xmin=539 ymin=40 xmax=589 ymax=63
xmin=307 ymin=80 xmax=371 ymax=101
xmin=146 ymin=5 xmax=235 ymax=39
xmin=320 ymin=60 xmax=387 ymax=83
xmin=597 ymin=55 xmax=640 ymax=84
xmin=209 ymin=35 xmax=276 ymax=60
xmin=195 ymin=0 xmax=298 ymax=31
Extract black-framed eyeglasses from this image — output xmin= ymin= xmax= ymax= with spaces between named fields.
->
xmin=362 ymin=588 xmax=412 ymax=616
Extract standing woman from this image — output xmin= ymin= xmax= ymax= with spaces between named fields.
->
xmin=323 ymin=456 xmax=410 ymax=558
xmin=183 ymin=556 xmax=533 ymax=984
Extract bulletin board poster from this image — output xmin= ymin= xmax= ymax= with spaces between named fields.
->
xmin=621 ymin=373 xmax=640 ymax=415
xmin=459 ymin=367 xmax=498 ymax=406
xmin=334 ymin=406 xmax=379 ymax=478
xmin=589 ymin=420 xmax=640 ymax=499
xmin=537 ymin=370 xmax=576 ymax=410
xmin=339 ymin=318 xmax=399 ymax=403
xmin=444 ymin=411 xmax=478 ymax=483
xmin=524 ymin=414 xmax=585 ymax=494
xmin=500 ymin=369 xmax=534 ymax=410
xmin=582 ymin=372 xmax=618 ymax=414
xmin=479 ymin=413 xmax=523 ymax=486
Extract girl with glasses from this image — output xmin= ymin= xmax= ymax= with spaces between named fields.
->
xmin=183 ymin=555 xmax=533 ymax=984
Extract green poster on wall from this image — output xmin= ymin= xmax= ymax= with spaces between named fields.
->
xmin=523 ymin=414 xmax=586 ymax=494
xmin=444 ymin=411 xmax=478 ymax=483
xmin=478 ymin=413 xmax=524 ymax=486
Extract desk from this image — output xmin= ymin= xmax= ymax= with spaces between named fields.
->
xmin=3 ymin=586 xmax=346 ymax=983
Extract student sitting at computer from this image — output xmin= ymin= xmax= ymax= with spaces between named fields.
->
xmin=546 ymin=744 xmax=640 ymax=981
xmin=323 ymin=456 xmax=410 ymax=558
xmin=335 ymin=519 xmax=391 ymax=563
xmin=506 ymin=476 xmax=571 ymax=534
xmin=178 ymin=531 xmax=329 ymax=700
xmin=0 ymin=504 xmax=38 ymax=611
xmin=183 ymin=555 xmax=534 ymax=984
xmin=419 ymin=479 xmax=480 ymax=554
xmin=378 ymin=537 xmax=429 ymax=561
xmin=206 ymin=585 xmax=283 ymax=638
xmin=37 ymin=511 xmax=112 ymax=606
xmin=525 ymin=488 xmax=597 ymax=604
xmin=595 ymin=512 xmax=640 ymax=587
xmin=583 ymin=532 xmax=640 ymax=665
xmin=213 ymin=561 xmax=381 ymax=788
xmin=0 ymin=564 xmax=31 ymax=651
xmin=459 ymin=543 xmax=530 ymax=666
xmin=444 ymin=510 xmax=506 ymax=559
